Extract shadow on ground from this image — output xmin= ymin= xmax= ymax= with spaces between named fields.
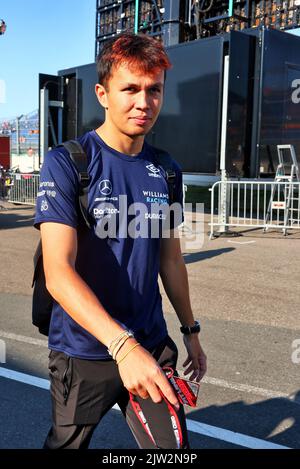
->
xmin=183 ymin=248 xmax=235 ymax=264
xmin=0 ymin=206 xmax=35 ymax=230
xmin=186 ymin=390 xmax=300 ymax=449
xmin=211 ymin=227 xmax=300 ymax=240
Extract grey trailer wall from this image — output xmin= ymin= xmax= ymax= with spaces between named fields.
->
xmin=58 ymin=63 xmax=104 ymax=139
xmin=147 ymin=36 xmax=224 ymax=174
xmin=257 ymin=28 xmax=300 ymax=176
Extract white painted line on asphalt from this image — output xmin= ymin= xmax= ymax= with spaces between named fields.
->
xmin=227 ymin=240 xmax=256 ymax=245
xmin=0 ymin=367 xmax=49 ymax=390
xmin=200 ymin=376 xmax=290 ymax=400
xmin=186 ymin=420 xmax=289 ymax=450
xmin=0 ymin=367 xmax=291 ymax=449
xmin=0 ymin=330 xmax=48 ymax=347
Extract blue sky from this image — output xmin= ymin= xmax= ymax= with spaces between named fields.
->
xmin=1 ymin=1 xmax=300 ymax=120
xmin=0 ymin=0 xmax=95 ymax=118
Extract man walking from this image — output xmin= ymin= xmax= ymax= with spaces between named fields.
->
xmin=34 ymin=32 xmax=207 ymax=449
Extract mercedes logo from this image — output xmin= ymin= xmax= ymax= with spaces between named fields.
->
xmin=99 ymin=179 xmax=112 ymax=196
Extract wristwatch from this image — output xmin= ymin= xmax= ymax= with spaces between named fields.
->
xmin=180 ymin=320 xmax=201 ymax=335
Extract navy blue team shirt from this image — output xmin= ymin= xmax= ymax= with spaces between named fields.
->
xmin=34 ymin=130 xmax=183 ymax=359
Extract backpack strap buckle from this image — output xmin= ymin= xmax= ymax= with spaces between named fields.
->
xmin=78 ymin=171 xmax=90 ymax=186
xmin=165 ymin=170 xmax=176 ymax=181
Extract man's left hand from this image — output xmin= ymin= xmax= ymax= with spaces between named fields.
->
xmin=182 ymin=334 xmax=207 ymax=382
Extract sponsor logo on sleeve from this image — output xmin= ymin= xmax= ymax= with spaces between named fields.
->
xmin=37 ymin=181 xmax=56 ymax=198
xmin=41 ymin=200 xmax=48 ymax=212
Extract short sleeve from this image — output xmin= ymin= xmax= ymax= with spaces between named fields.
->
xmin=34 ymin=148 xmax=79 ymax=230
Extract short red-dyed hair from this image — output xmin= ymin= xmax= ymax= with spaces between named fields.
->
xmin=96 ymin=32 xmax=172 ymax=89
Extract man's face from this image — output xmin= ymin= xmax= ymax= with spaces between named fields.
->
xmin=96 ymin=63 xmax=164 ymax=138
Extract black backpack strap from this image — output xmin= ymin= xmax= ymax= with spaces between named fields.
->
xmin=60 ymin=140 xmax=92 ymax=229
xmin=153 ymin=148 xmax=177 ymax=205
xmin=32 ymin=239 xmax=42 ymax=287
xmin=31 ymin=140 xmax=92 ymax=336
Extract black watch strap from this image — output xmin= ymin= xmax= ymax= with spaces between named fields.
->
xmin=180 ymin=320 xmax=201 ymax=335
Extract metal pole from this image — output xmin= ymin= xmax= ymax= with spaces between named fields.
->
xmin=58 ymin=107 xmax=63 ymax=145
xmin=16 ymin=114 xmax=24 ymax=156
xmin=40 ymin=88 xmax=49 ymax=167
xmin=16 ymin=117 xmax=20 ymax=156
xmin=228 ymin=0 xmax=234 ymax=17
xmin=134 ymin=0 xmax=139 ymax=34
xmin=188 ymin=0 xmax=192 ymax=26
xmin=219 ymin=55 xmax=230 ymax=234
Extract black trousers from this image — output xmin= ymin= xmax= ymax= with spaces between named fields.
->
xmin=44 ymin=335 xmax=189 ymax=449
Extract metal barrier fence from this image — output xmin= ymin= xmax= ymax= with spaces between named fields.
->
xmin=209 ymin=180 xmax=300 ymax=238
xmin=7 ymin=172 xmax=40 ymax=206
xmin=4 ymin=177 xmax=187 ymax=210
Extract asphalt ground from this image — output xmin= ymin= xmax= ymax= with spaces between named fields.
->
xmin=0 ymin=201 xmax=299 ymax=449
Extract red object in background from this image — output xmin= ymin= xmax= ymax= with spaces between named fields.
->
xmin=0 ymin=19 xmax=6 ymax=35
xmin=0 ymin=136 xmax=10 ymax=169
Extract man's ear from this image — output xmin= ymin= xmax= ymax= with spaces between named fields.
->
xmin=95 ymin=83 xmax=108 ymax=109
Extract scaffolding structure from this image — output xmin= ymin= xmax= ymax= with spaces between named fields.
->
xmin=95 ymin=0 xmax=165 ymax=55
xmin=95 ymin=0 xmax=300 ymax=51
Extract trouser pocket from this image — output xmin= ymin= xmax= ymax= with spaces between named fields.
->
xmin=62 ymin=356 xmax=72 ymax=405
xmin=48 ymin=350 xmax=73 ymax=406
xmin=48 ymin=352 xmax=121 ymax=426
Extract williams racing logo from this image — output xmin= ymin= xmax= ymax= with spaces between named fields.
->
xmin=143 ymin=190 xmax=169 ymax=205
xmin=146 ymin=164 xmax=162 ymax=178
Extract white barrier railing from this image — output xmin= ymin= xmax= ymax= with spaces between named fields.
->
xmin=209 ymin=180 xmax=300 ymax=238
xmin=7 ymin=173 xmax=40 ymax=206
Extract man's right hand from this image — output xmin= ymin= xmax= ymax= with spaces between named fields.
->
xmin=117 ymin=340 xmax=180 ymax=409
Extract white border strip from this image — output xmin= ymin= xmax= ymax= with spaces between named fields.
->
xmin=186 ymin=419 xmax=289 ymax=450
xmin=0 ymin=367 xmax=290 ymax=449
xmin=0 ymin=367 xmax=49 ymax=390
xmin=200 ymin=376 xmax=290 ymax=400
xmin=0 ymin=331 xmax=48 ymax=347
